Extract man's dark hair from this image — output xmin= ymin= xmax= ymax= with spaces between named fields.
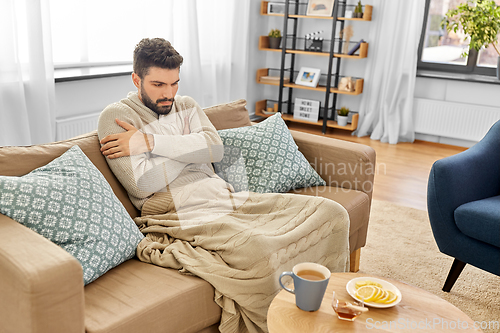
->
xmin=133 ymin=38 xmax=184 ymax=79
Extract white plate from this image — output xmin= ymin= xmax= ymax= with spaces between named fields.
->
xmin=346 ymin=277 xmax=402 ymax=308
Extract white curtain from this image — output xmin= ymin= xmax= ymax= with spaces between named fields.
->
xmin=355 ymin=0 xmax=426 ymax=144
xmin=48 ymin=0 xmax=250 ymax=108
xmin=1 ymin=0 xmax=249 ymax=147
xmin=172 ymin=0 xmax=250 ymax=107
xmin=0 ymin=0 xmax=56 ymax=147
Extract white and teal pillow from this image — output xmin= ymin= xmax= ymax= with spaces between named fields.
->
xmin=214 ymin=113 xmax=325 ymax=193
xmin=0 ymin=145 xmax=144 ymax=285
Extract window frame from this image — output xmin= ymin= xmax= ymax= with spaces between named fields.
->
xmin=54 ymin=61 xmax=132 ymax=70
xmin=417 ymin=0 xmax=497 ymax=77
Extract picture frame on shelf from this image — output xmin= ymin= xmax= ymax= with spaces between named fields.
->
xmin=295 ymin=67 xmax=321 ymax=88
xmin=294 ymin=98 xmax=320 ymax=122
xmin=306 ymin=0 xmax=335 ymax=17
xmin=268 ymin=2 xmax=285 ymax=14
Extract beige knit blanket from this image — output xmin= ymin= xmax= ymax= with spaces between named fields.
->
xmin=134 ymin=188 xmax=350 ymax=333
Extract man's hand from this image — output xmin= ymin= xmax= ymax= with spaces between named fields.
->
xmin=100 ymin=119 xmax=154 ymax=159
xmin=183 ymin=115 xmax=190 ymax=135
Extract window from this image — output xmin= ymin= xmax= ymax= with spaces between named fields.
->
xmin=418 ymin=0 xmax=500 ymax=76
xmin=48 ymin=0 xmax=175 ymax=68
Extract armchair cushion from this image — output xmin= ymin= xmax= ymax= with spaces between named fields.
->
xmin=455 ymin=195 xmax=500 ymax=248
xmin=213 ymin=113 xmax=325 ymax=193
xmin=0 ymin=145 xmax=144 ymax=285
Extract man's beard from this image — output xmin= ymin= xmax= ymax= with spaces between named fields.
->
xmin=141 ymin=90 xmax=174 ymax=115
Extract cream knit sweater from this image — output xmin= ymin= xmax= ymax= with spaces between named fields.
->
xmin=97 ymin=92 xmax=224 ymax=212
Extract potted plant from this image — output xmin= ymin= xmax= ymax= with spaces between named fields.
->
xmin=337 ymin=107 xmax=350 ymax=126
xmin=353 ymin=1 xmax=363 ymax=18
xmin=268 ymin=28 xmax=282 ymax=49
xmin=441 ymin=0 xmax=500 ymax=79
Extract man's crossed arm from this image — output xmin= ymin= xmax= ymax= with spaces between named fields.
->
xmin=100 ymin=116 xmax=191 ymax=159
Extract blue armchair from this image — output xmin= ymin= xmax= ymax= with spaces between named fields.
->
xmin=427 ymin=119 xmax=500 ymax=292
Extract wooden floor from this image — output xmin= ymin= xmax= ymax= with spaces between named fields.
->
xmin=286 ymin=122 xmax=468 ymax=211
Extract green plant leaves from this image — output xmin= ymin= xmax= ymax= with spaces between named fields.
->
xmin=441 ymin=0 xmax=500 ymax=57
xmin=268 ymin=28 xmax=281 ymax=38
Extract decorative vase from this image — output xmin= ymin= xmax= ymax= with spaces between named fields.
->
xmin=337 ymin=115 xmax=348 ymax=127
xmin=497 ymin=56 xmax=500 ymax=80
xmin=269 ymin=37 xmax=282 ymax=49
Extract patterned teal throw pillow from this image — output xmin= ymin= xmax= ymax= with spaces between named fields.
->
xmin=214 ymin=113 xmax=325 ymax=193
xmin=0 ymin=145 xmax=144 ymax=285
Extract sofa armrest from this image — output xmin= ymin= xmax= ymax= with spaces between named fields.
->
xmin=289 ymin=130 xmax=376 ymax=200
xmin=0 ymin=214 xmax=85 ymax=333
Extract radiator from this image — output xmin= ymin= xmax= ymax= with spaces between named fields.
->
xmin=55 ymin=112 xmax=100 ymax=141
xmin=413 ymin=98 xmax=500 ymax=142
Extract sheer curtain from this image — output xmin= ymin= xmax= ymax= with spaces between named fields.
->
xmin=355 ymin=0 xmax=425 ymax=144
xmin=48 ymin=0 xmax=250 ymax=108
xmin=0 ymin=0 xmax=55 ymax=147
xmin=170 ymin=0 xmax=250 ymax=107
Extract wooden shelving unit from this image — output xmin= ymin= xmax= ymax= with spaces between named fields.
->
xmin=257 ymin=0 xmax=372 ymax=134
xmin=256 ymin=68 xmax=364 ymax=95
xmin=255 ymin=99 xmax=359 ymax=131
xmin=258 ymin=36 xmax=369 ymax=58
xmin=261 ymin=1 xmax=373 ymax=21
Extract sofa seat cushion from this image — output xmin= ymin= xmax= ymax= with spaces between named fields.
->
xmin=454 ymin=196 xmax=500 ymax=248
xmin=290 ymin=186 xmax=370 ymax=251
xmin=85 ymin=259 xmax=221 ymax=333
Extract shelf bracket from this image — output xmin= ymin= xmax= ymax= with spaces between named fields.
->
xmin=321 ymin=0 xmax=341 ymax=134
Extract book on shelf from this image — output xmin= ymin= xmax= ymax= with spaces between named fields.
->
xmin=347 ymin=39 xmax=365 ymax=55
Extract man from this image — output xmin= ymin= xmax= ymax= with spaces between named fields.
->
xmin=98 ymin=38 xmax=229 ymax=216
xmin=98 ymin=38 xmax=349 ymax=333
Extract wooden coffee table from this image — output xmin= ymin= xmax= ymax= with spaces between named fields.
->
xmin=267 ymin=272 xmax=481 ymax=332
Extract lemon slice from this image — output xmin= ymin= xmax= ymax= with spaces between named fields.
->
xmin=374 ymin=289 xmax=389 ymax=303
xmin=355 ymin=285 xmax=378 ymax=302
xmin=368 ymin=281 xmax=383 ymax=288
xmin=374 ymin=286 xmax=384 ymax=300
xmin=355 ymin=280 xmax=383 ymax=289
xmin=353 ymin=279 xmax=399 ymax=305
xmin=382 ymin=290 xmax=398 ymax=304
xmin=355 ymin=281 xmax=368 ymax=289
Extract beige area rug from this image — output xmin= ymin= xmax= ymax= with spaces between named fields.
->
xmin=359 ymin=200 xmax=500 ymax=333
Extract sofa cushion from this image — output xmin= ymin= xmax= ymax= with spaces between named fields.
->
xmin=455 ymin=195 xmax=500 ymax=248
xmin=0 ymin=145 xmax=144 ymax=285
xmin=203 ymin=99 xmax=252 ymax=130
xmin=213 ymin=113 xmax=326 ymax=193
xmin=84 ymin=259 xmax=221 ymax=333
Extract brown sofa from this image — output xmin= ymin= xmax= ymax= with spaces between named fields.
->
xmin=0 ymin=100 xmax=375 ymax=333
